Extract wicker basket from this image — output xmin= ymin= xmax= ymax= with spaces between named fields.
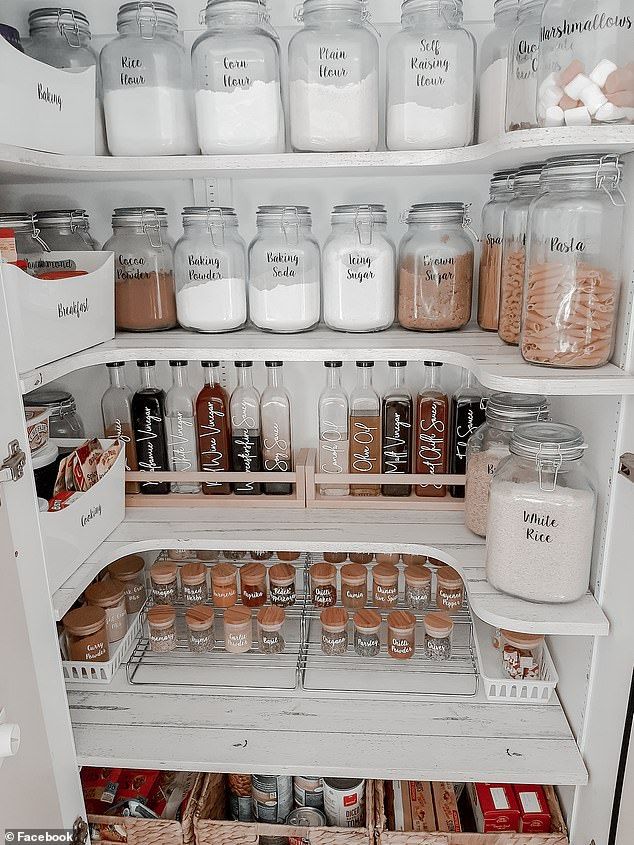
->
xmin=373 ymin=780 xmax=569 ymax=845
xmin=195 ymin=773 xmax=374 ymax=845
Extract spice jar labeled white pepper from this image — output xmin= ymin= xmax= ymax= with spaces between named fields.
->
xmin=210 ymin=563 xmax=238 ymax=608
xmin=372 ymin=564 xmax=400 ymax=610
xmin=353 ymin=608 xmax=381 ymax=657
xmin=423 ymin=612 xmax=453 ymax=660
xmin=500 ymin=629 xmax=544 ymax=679
xmin=147 ymin=605 xmax=177 ymax=653
xmin=150 ymin=562 xmax=179 ymax=605
xmin=341 ymin=563 xmax=368 ymax=610
xmin=181 ymin=562 xmax=209 ymax=607
xmin=85 ymin=579 xmax=128 ymax=644
xmin=224 ymin=606 xmax=252 ymax=654
xmin=320 ymin=607 xmax=349 ymax=655
xmin=108 ymin=554 xmax=147 ymax=614
xmin=435 ymin=566 xmax=464 ymax=613
xmin=310 ymin=562 xmax=338 ymax=608
xmin=268 ymin=563 xmax=296 ymax=608
xmin=185 ymin=605 xmax=215 ymax=653
xmin=387 ymin=610 xmax=416 ymax=660
xmin=257 ymin=605 xmax=286 ymax=654
xmin=404 ymin=564 xmax=432 ymax=610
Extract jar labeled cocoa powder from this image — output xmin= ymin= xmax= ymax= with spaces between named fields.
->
xmin=108 ymin=554 xmax=147 ymax=614
xmin=147 ymin=605 xmax=177 ymax=653
xmin=268 ymin=563 xmax=296 ymax=608
xmin=310 ymin=562 xmax=337 ymax=608
xmin=240 ymin=563 xmax=268 ymax=608
xmin=150 ymin=562 xmax=179 ymax=605
xmin=372 ymin=564 xmax=399 ymax=610
xmin=210 ymin=563 xmax=238 ymax=608
xmin=181 ymin=562 xmax=209 ymax=607
xmin=63 ymin=606 xmax=109 ymax=662
xmin=340 ymin=563 xmax=368 ymax=610
xmin=85 ymin=579 xmax=128 ymax=644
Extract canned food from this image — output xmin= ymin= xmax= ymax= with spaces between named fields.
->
xmin=228 ymin=773 xmax=252 ymax=822
xmin=287 ymin=807 xmax=328 ymax=844
xmin=323 ymin=778 xmax=365 ymax=828
xmin=293 ymin=776 xmax=324 ymax=810
xmin=252 ymin=774 xmax=293 ymax=824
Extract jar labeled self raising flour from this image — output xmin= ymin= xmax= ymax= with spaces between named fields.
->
xmin=323 ymin=205 xmax=395 ymax=332
xmin=478 ymin=170 xmax=515 ymax=332
xmin=175 ymin=207 xmax=247 ymax=333
xmin=521 ymin=154 xmax=625 ymax=368
xmin=486 ymin=423 xmax=597 ymax=603
xmin=477 ymin=0 xmax=518 ymax=142
xmin=506 ymin=0 xmax=544 ymax=131
xmin=289 ymin=0 xmax=379 ymax=152
xmin=248 ymin=206 xmax=321 ymax=333
xmin=387 ymin=0 xmax=476 ymax=150
xmin=192 ymin=0 xmax=285 ymax=154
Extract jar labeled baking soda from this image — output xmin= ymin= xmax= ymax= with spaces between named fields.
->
xmin=147 ymin=605 xmax=177 ymax=653
xmin=63 ymin=606 xmax=109 ymax=662
xmin=435 ymin=567 xmax=464 ymax=613
xmin=210 ymin=563 xmax=238 ymax=608
xmin=85 ymin=579 xmax=128 ymax=644
xmin=341 ymin=563 xmax=368 ymax=609
xmin=387 ymin=610 xmax=416 ymax=659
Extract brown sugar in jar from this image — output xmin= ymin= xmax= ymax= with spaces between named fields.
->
xmin=85 ymin=579 xmax=128 ymax=644
xmin=240 ymin=562 xmax=268 ymax=608
xmin=340 ymin=563 xmax=368 ymax=609
xmin=310 ymin=562 xmax=337 ymax=608
xmin=108 ymin=554 xmax=147 ymax=614
xmin=210 ymin=563 xmax=238 ymax=608
xmin=63 ymin=606 xmax=109 ymax=662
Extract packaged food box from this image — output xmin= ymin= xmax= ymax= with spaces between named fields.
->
xmin=467 ymin=782 xmax=520 ymax=833
xmin=384 ymin=780 xmax=436 ymax=832
xmin=432 ymin=781 xmax=462 ymax=832
xmin=25 ymin=406 xmax=49 ymax=454
xmin=513 ymin=784 xmax=552 ymax=833
xmin=80 ymin=766 xmax=123 ymax=815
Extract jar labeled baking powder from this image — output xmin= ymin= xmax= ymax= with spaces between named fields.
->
xmin=248 ymin=206 xmax=321 ymax=333
xmin=289 ymin=0 xmax=379 ymax=152
xmin=477 ymin=170 xmax=515 ymax=332
xmin=323 ymin=205 xmax=395 ymax=332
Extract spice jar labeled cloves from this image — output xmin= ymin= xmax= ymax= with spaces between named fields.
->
xmin=147 ymin=605 xmax=177 ymax=653
xmin=224 ymin=606 xmax=252 ymax=654
xmin=185 ymin=605 xmax=215 ymax=653
xmin=181 ymin=562 xmax=209 ymax=607
xmin=240 ymin=563 xmax=268 ymax=608
xmin=108 ymin=554 xmax=147 ymax=614
xmin=257 ymin=606 xmax=286 ymax=654
xmin=310 ymin=562 xmax=338 ymax=608
xmin=404 ymin=564 xmax=432 ymax=611
xmin=353 ymin=609 xmax=381 ymax=657
xmin=85 ymin=579 xmax=128 ymax=644
xmin=424 ymin=612 xmax=453 ymax=660
xmin=210 ymin=563 xmax=238 ymax=608
xmin=387 ymin=610 xmax=416 ymax=660
xmin=436 ymin=567 xmax=464 ymax=613
xmin=372 ymin=564 xmax=399 ymax=610
xmin=150 ymin=562 xmax=179 ymax=605
xmin=320 ymin=607 xmax=349 ymax=656
xmin=268 ymin=563 xmax=296 ymax=608
xmin=63 ymin=606 xmax=109 ymax=662
xmin=341 ymin=563 xmax=368 ymax=610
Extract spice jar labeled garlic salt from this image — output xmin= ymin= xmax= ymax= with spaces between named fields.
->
xmin=268 ymin=563 xmax=296 ymax=608
xmin=147 ymin=605 xmax=177 ymax=653
xmin=404 ymin=564 xmax=432 ymax=611
xmin=320 ymin=607 xmax=349 ymax=656
xmin=310 ymin=562 xmax=338 ymax=608
xmin=181 ymin=562 xmax=209 ymax=607
xmin=224 ymin=606 xmax=252 ymax=654
xmin=85 ymin=580 xmax=128 ymax=644
xmin=387 ymin=610 xmax=416 ymax=660
xmin=500 ymin=630 xmax=544 ymax=679
xmin=210 ymin=563 xmax=238 ymax=608
xmin=423 ymin=612 xmax=453 ymax=660
xmin=150 ymin=562 xmax=179 ymax=605
xmin=63 ymin=606 xmax=109 ymax=663
xmin=372 ymin=564 xmax=400 ymax=610
xmin=257 ymin=606 xmax=286 ymax=654
xmin=353 ymin=609 xmax=381 ymax=657
xmin=240 ymin=562 xmax=268 ymax=608
xmin=185 ymin=606 xmax=215 ymax=653
xmin=340 ymin=563 xmax=368 ymax=609
xmin=108 ymin=554 xmax=147 ymax=614
xmin=435 ymin=567 xmax=464 ymax=614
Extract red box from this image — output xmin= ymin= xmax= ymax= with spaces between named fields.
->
xmin=513 ymin=785 xmax=552 ymax=833
xmin=467 ymin=783 xmax=520 ymax=833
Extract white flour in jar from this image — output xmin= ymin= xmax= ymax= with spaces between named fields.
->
xmin=195 ymin=81 xmax=285 ymax=154
xmin=323 ymin=245 xmax=395 ymax=331
xmin=485 ymin=479 xmax=596 ymax=603
xmin=249 ymin=276 xmax=321 ymax=333
xmin=477 ymin=57 xmax=508 ymax=142
xmin=103 ymin=87 xmax=198 ymax=155
xmin=176 ymin=279 xmax=247 ymax=332
xmin=387 ymin=100 xmax=473 ymax=150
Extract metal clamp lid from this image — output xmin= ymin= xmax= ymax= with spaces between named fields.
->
xmin=509 ymin=422 xmax=586 ymax=491
xmin=117 ymin=2 xmax=178 ymax=36
xmin=204 ymin=0 xmax=274 ymax=32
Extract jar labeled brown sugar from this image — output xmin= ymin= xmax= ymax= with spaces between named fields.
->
xmin=63 ymin=606 xmax=109 ymax=662
xmin=240 ymin=563 xmax=268 ymax=608
xmin=388 ymin=610 xmax=416 ymax=660
xmin=147 ymin=605 xmax=177 ymax=653
xmin=85 ymin=579 xmax=128 ymax=644
xmin=310 ymin=562 xmax=337 ymax=608
xmin=404 ymin=565 xmax=432 ymax=611
xmin=436 ymin=566 xmax=464 ymax=613
xmin=320 ymin=607 xmax=349 ymax=656
xmin=277 ymin=551 xmax=301 ymax=561
xmin=150 ymin=562 xmax=179 ymax=605
xmin=186 ymin=606 xmax=215 ymax=653
xmin=373 ymin=564 xmax=399 ymax=609
xmin=424 ymin=612 xmax=453 ymax=660
xmin=323 ymin=552 xmax=347 ymax=564
xmin=268 ymin=563 xmax=296 ymax=608
xmin=257 ymin=606 xmax=286 ymax=654
xmin=354 ymin=609 xmax=381 ymax=657
xmin=210 ymin=563 xmax=238 ymax=608
xmin=224 ymin=606 xmax=252 ymax=654
xmin=181 ymin=562 xmax=209 ymax=607
xmin=341 ymin=563 xmax=368 ymax=610
xmin=108 ymin=554 xmax=147 ymax=614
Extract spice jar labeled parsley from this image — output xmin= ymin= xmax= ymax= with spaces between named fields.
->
xmin=320 ymin=607 xmax=349 ymax=655
xmin=181 ymin=562 xmax=209 ymax=607
xmin=63 ymin=606 xmax=109 ymax=662
xmin=341 ymin=563 xmax=368 ymax=609
xmin=150 ymin=562 xmax=179 ymax=605
xmin=147 ymin=605 xmax=177 ymax=653
xmin=424 ymin=612 xmax=453 ymax=660
xmin=404 ymin=564 xmax=432 ymax=611
xmin=269 ymin=563 xmax=296 ymax=608
xmin=388 ymin=610 xmax=416 ymax=660
xmin=224 ymin=606 xmax=252 ymax=654
xmin=108 ymin=554 xmax=147 ymax=614
xmin=353 ymin=608 xmax=381 ymax=657
xmin=185 ymin=605 xmax=215 ymax=653
xmin=310 ymin=562 xmax=337 ymax=608
xmin=436 ymin=566 xmax=464 ymax=613
xmin=240 ymin=562 xmax=268 ymax=608
xmin=373 ymin=564 xmax=399 ymax=609
xmin=257 ymin=605 xmax=286 ymax=654
xmin=210 ymin=563 xmax=238 ymax=608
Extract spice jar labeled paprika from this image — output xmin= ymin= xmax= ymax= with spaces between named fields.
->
xmin=404 ymin=564 xmax=432 ymax=611
xmin=320 ymin=607 xmax=349 ymax=656
xmin=185 ymin=605 xmax=215 ymax=653
xmin=224 ymin=606 xmax=252 ymax=654
xmin=372 ymin=564 xmax=399 ymax=610
xmin=257 ymin=605 xmax=286 ymax=654
xmin=310 ymin=562 xmax=338 ymax=608
xmin=424 ymin=612 xmax=453 ymax=660
xmin=150 ymin=562 xmax=179 ymax=605
xmin=181 ymin=562 xmax=209 ymax=607
xmin=353 ymin=609 xmax=381 ymax=657
xmin=63 ymin=606 xmax=109 ymax=662
xmin=210 ymin=563 xmax=238 ymax=608
xmin=387 ymin=610 xmax=416 ymax=660
xmin=108 ymin=554 xmax=147 ymax=614
xmin=436 ymin=567 xmax=464 ymax=613
xmin=240 ymin=562 xmax=268 ymax=608
xmin=268 ymin=563 xmax=296 ymax=608
xmin=85 ymin=579 xmax=128 ymax=644
xmin=147 ymin=605 xmax=177 ymax=653
xmin=340 ymin=563 xmax=368 ymax=609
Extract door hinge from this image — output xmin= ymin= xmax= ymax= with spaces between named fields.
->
xmin=0 ymin=440 xmax=25 ymax=483
xmin=619 ymin=453 xmax=634 ymax=481
xmin=72 ymin=816 xmax=88 ymax=845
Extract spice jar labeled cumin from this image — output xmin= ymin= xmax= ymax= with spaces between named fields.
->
xmin=353 ymin=609 xmax=381 ymax=657
xmin=372 ymin=564 xmax=399 ymax=610
xmin=150 ymin=562 xmax=179 ymax=605
xmin=340 ymin=563 xmax=368 ymax=610
xmin=210 ymin=563 xmax=238 ymax=608
xmin=310 ymin=562 xmax=337 ymax=608
xmin=63 ymin=606 xmax=109 ymax=662
xmin=320 ymin=607 xmax=349 ymax=656
xmin=224 ymin=606 xmax=252 ymax=654
xmin=185 ymin=605 xmax=214 ymax=653
xmin=148 ymin=605 xmax=177 ymax=653
xmin=387 ymin=610 xmax=416 ymax=660
xmin=108 ymin=554 xmax=147 ymax=614
xmin=85 ymin=579 xmax=128 ymax=644
xmin=181 ymin=562 xmax=209 ymax=607
xmin=269 ymin=563 xmax=296 ymax=608
xmin=404 ymin=564 xmax=432 ymax=611
xmin=257 ymin=605 xmax=286 ymax=654
xmin=436 ymin=567 xmax=464 ymax=613
xmin=240 ymin=562 xmax=268 ymax=608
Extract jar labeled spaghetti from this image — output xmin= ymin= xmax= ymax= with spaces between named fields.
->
xmin=521 ymin=154 xmax=625 ymax=368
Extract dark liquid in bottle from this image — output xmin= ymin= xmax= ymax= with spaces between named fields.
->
xmin=381 ymin=398 xmax=413 ymax=497
xmin=231 ymin=431 xmax=262 ymax=495
xmin=415 ymin=393 xmax=450 ymax=498
xmin=264 ymin=469 xmax=292 ymax=497
xmin=450 ymin=397 xmax=486 ymax=498
xmin=196 ymin=386 xmax=231 ymax=495
xmin=131 ymin=389 xmax=169 ymax=495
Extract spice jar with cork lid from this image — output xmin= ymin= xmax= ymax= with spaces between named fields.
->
xmin=168 ymin=549 xmax=190 ymax=561
xmin=210 ymin=563 xmax=238 ymax=608
xmin=500 ymin=630 xmax=544 ymax=679
xmin=324 ymin=551 xmax=347 ymax=564
xmin=277 ymin=551 xmax=301 ymax=561
xmin=147 ymin=605 xmax=177 ymax=653
xmin=376 ymin=553 xmax=400 ymax=565
xmin=63 ymin=606 xmax=109 ymax=663
xmin=310 ymin=562 xmax=337 ymax=608
xmin=268 ymin=563 xmax=296 ymax=608
xmin=404 ymin=564 xmax=432 ymax=611
xmin=340 ymin=563 xmax=368 ymax=610
xmin=320 ymin=607 xmax=349 ymax=656
xmin=353 ymin=609 xmax=381 ymax=657
xmin=185 ymin=606 xmax=215 ymax=653
xmin=197 ymin=550 xmax=219 ymax=561
xmin=150 ymin=562 xmax=179 ymax=605
xmin=387 ymin=610 xmax=416 ymax=660
xmin=108 ymin=554 xmax=147 ymax=614
xmin=224 ymin=606 xmax=252 ymax=654
xmin=257 ymin=606 xmax=286 ymax=654
xmin=240 ymin=562 xmax=268 ymax=608
xmin=372 ymin=564 xmax=399 ymax=610
xmin=424 ymin=612 xmax=453 ymax=660
xmin=181 ymin=562 xmax=209 ymax=607
xmin=436 ymin=567 xmax=464 ymax=613
xmin=349 ymin=552 xmax=374 ymax=565
xmin=85 ymin=580 xmax=128 ymax=644
xmin=251 ymin=551 xmax=273 ymax=561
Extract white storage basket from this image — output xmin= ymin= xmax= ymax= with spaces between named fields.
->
xmin=62 ymin=605 xmax=144 ymax=685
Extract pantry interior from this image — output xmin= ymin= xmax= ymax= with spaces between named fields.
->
xmin=0 ymin=0 xmax=634 ymax=842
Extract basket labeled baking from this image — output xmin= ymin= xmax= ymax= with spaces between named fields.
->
xmin=2 ymin=251 xmax=114 ymax=374
xmin=40 ymin=439 xmax=125 ymax=592
xmin=195 ymin=773 xmax=374 ymax=845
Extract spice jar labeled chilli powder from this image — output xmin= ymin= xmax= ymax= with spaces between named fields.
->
xmin=150 ymin=562 xmax=179 ymax=605
xmin=181 ymin=562 xmax=209 ymax=607
xmin=210 ymin=563 xmax=238 ymax=608
xmin=320 ymin=607 xmax=349 ymax=656
xmin=147 ymin=605 xmax=177 ymax=653
xmin=372 ymin=564 xmax=399 ymax=610
xmin=224 ymin=606 xmax=252 ymax=654
xmin=353 ymin=609 xmax=381 ymax=657
xmin=85 ymin=579 xmax=128 ymax=644
xmin=404 ymin=564 xmax=432 ymax=611
xmin=436 ymin=566 xmax=464 ymax=613
xmin=257 ymin=606 xmax=286 ymax=654
xmin=185 ymin=605 xmax=214 ymax=653
xmin=387 ymin=610 xmax=416 ymax=660
xmin=63 ymin=606 xmax=109 ymax=662
xmin=310 ymin=562 xmax=337 ymax=608
xmin=268 ymin=563 xmax=296 ymax=608
xmin=240 ymin=563 xmax=268 ymax=607
xmin=108 ymin=554 xmax=147 ymax=614
xmin=341 ymin=563 xmax=368 ymax=610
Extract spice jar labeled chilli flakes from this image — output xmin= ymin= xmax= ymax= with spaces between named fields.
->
xmin=84 ymin=579 xmax=128 ymax=644
xmin=240 ymin=562 xmax=267 ymax=608
xmin=354 ymin=609 xmax=381 ymax=657
xmin=387 ymin=610 xmax=416 ymax=660
xmin=320 ymin=607 xmax=349 ymax=656
xmin=424 ymin=612 xmax=453 ymax=660
xmin=310 ymin=562 xmax=337 ymax=608
xmin=436 ymin=566 xmax=464 ymax=613
xmin=257 ymin=605 xmax=286 ymax=654
xmin=372 ymin=564 xmax=399 ymax=610
xmin=224 ymin=606 xmax=252 ymax=654
xmin=210 ymin=563 xmax=238 ymax=608
xmin=150 ymin=562 xmax=179 ymax=605
xmin=268 ymin=563 xmax=296 ymax=608
xmin=404 ymin=564 xmax=432 ymax=611
xmin=147 ymin=605 xmax=177 ymax=653
xmin=185 ymin=605 xmax=214 ymax=653
xmin=340 ymin=563 xmax=368 ymax=609
xmin=181 ymin=562 xmax=209 ymax=607
xmin=108 ymin=554 xmax=147 ymax=614
xmin=63 ymin=606 xmax=109 ymax=662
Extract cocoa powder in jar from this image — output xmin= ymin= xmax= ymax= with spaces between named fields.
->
xmin=115 ymin=270 xmax=177 ymax=331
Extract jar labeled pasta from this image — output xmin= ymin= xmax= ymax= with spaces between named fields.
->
xmin=398 ymin=203 xmax=474 ymax=331
xmin=485 ymin=423 xmax=597 ymax=603
xmin=372 ymin=564 xmax=399 ymax=609
xmin=353 ymin=608 xmax=381 ymax=657
xmin=506 ymin=0 xmax=544 ymax=131
xmin=310 ymin=562 xmax=337 ymax=607
xmin=435 ymin=566 xmax=464 ymax=613
xmin=478 ymin=170 xmax=515 ymax=332
xmin=498 ymin=164 xmax=543 ymax=345
xmin=320 ymin=607 xmax=349 ymax=655
xmin=147 ymin=605 xmax=177 ymax=653
xmin=500 ymin=629 xmax=544 ymax=679
xmin=181 ymin=562 xmax=209 ymax=606
xmin=521 ymin=154 xmax=625 ymax=368
xmin=323 ymin=205 xmax=395 ymax=332
xmin=269 ymin=563 xmax=296 ymax=607
xmin=210 ymin=563 xmax=238 ymax=607
xmin=387 ymin=610 xmax=416 ymax=660
xmin=186 ymin=605 xmax=215 ymax=652
xmin=340 ymin=563 xmax=368 ymax=609
xmin=150 ymin=561 xmax=179 ymax=605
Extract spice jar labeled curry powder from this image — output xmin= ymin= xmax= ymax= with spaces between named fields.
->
xmin=63 ymin=606 xmax=109 ymax=662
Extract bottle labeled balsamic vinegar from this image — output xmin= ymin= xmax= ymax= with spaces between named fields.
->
xmin=131 ymin=360 xmax=169 ymax=495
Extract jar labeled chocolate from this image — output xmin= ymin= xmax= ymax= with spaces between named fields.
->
xmin=181 ymin=562 xmax=209 ymax=606
xmin=147 ymin=605 xmax=177 ymax=653
xmin=63 ymin=606 xmax=109 ymax=662
xmin=372 ymin=564 xmax=399 ymax=609
xmin=424 ymin=612 xmax=453 ymax=660
xmin=353 ymin=609 xmax=381 ymax=657
xmin=150 ymin=562 xmax=179 ymax=605
xmin=85 ymin=579 xmax=128 ymax=644
xmin=404 ymin=564 xmax=432 ymax=610
xmin=500 ymin=630 xmax=544 ymax=679
xmin=257 ymin=605 xmax=286 ymax=654
xmin=240 ymin=562 xmax=268 ymax=607
xmin=340 ymin=563 xmax=368 ymax=609
xmin=224 ymin=606 xmax=252 ymax=654
xmin=108 ymin=554 xmax=147 ymax=614
xmin=210 ymin=563 xmax=238 ymax=608
xmin=506 ymin=0 xmax=544 ymax=131
xmin=310 ymin=562 xmax=337 ymax=607
xmin=435 ymin=567 xmax=464 ymax=613
xmin=320 ymin=607 xmax=349 ymax=655
xmin=269 ymin=563 xmax=296 ymax=607
xmin=186 ymin=605 xmax=215 ymax=653
xmin=387 ymin=610 xmax=416 ymax=660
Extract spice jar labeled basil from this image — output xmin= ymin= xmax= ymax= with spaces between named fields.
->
xmin=150 ymin=562 xmax=179 ymax=605
xmin=108 ymin=554 xmax=147 ymax=614
xmin=372 ymin=564 xmax=399 ymax=610
xmin=240 ymin=562 xmax=268 ymax=608
xmin=435 ymin=566 xmax=464 ymax=613
xmin=268 ymin=563 xmax=296 ymax=608
xmin=257 ymin=606 xmax=286 ymax=654
xmin=404 ymin=564 xmax=432 ymax=611
xmin=210 ymin=563 xmax=238 ymax=608
xmin=63 ymin=606 xmax=109 ymax=662
xmin=310 ymin=562 xmax=338 ymax=608
xmin=320 ymin=607 xmax=349 ymax=656
xmin=147 ymin=605 xmax=177 ymax=653
xmin=224 ymin=606 xmax=252 ymax=654
xmin=186 ymin=605 xmax=215 ymax=653
xmin=181 ymin=562 xmax=209 ymax=606
xmin=85 ymin=579 xmax=128 ymax=644
xmin=387 ymin=610 xmax=416 ymax=660
xmin=340 ymin=563 xmax=368 ymax=610
xmin=353 ymin=608 xmax=381 ymax=657
xmin=424 ymin=612 xmax=453 ymax=660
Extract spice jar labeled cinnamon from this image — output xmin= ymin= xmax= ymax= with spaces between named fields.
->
xmin=354 ymin=609 xmax=381 ymax=657
xmin=323 ymin=552 xmax=347 ymax=564
xmin=224 ymin=606 xmax=252 ymax=654
xmin=436 ymin=567 xmax=464 ymax=614
xmin=372 ymin=564 xmax=399 ymax=610
xmin=63 ymin=606 xmax=109 ymax=662
xmin=424 ymin=612 xmax=453 ymax=660
xmin=85 ymin=579 xmax=128 ymax=644
xmin=257 ymin=606 xmax=286 ymax=654
xmin=108 ymin=554 xmax=147 ymax=614
xmin=181 ymin=562 xmax=209 ymax=607
xmin=388 ymin=610 xmax=416 ymax=660
xmin=320 ymin=607 xmax=349 ymax=656
xmin=185 ymin=606 xmax=215 ymax=653
xmin=150 ymin=562 xmax=179 ymax=605
xmin=340 ymin=563 xmax=368 ymax=609
xmin=210 ymin=563 xmax=238 ymax=608
xmin=268 ymin=563 xmax=296 ymax=608
xmin=404 ymin=564 xmax=432 ymax=611
xmin=147 ymin=605 xmax=177 ymax=653
xmin=240 ymin=563 xmax=268 ymax=608
xmin=277 ymin=551 xmax=301 ymax=561
xmin=310 ymin=562 xmax=338 ymax=608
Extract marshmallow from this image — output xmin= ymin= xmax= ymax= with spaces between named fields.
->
xmin=559 ymin=60 xmax=586 ymax=88
xmin=564 ymin=105 xmax=592 ymax=126
xmin=595 ymin=101 xmax=627 ymax=122
xmin=564 ymin=73 xmax=593 ymax=100
xmin=579 ymin=82 xmax=608 ymax=115
xmin=539 ymin=72 xmax=559 ymax=98
xmin=589 ymin=59 xmax=619 ymax=89
xmin=540 ymin=85 xmax=564 ymax=110
xmin=544 ymin=106 xmax=565 ymax=127
xmin=559 ymin=94 xmax=581 ymax=111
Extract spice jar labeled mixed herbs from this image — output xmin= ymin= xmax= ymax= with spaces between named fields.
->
xmin=179 ymin=562 xmax=208 ymax=607
xmin=268 ymin=563 xmax=296 ymax=608
xmin=372 ymin=564 xmax=399 ymax=610
xmin=320 ymin=607 xmax=349 ymax=656
xmin=500 ymin=629 xmax=544 ymax=679
xmin=387 ymin=610 xmax=416 ymax=660
xmin=340 ymin=563 xmax=368 ymax=610
xmin=150 ymin=562 xmax=179 ymax=605
xmin=185 ymin=605 xmax=215 ymax=653
xmin=224 ymin=606 xmax=252 ymax=654
xmin=84 ymin=579 xmax=128 ymax=644
xmin=435 ymin=567 xmax=464 ymax=613
xmin=147 ymin=605 xmax=177 ymax=653
xmin=310 ymin=562 xmax=337 ymax=608
xmin=353 ymin=609 xmax=381 ymax=657
xmin=423 ymin=612 xmax=453 ymax=660
xmin=404 ymin=564 xmax=432 ymax=611
xmin=63 ymin=606 xmax=109 ymax=663
xmin=108 ymin=554 xmax=147 ymax=614
xmin=210 ymin=563 xmax=238 ymax=608
xmin=257 ymin=605 xmax=286 ymax=654
xmin=240 ymin=562 xmax=268 ymax=608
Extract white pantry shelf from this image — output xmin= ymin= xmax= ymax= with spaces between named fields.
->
xmin=50 ymin=508 xmax=609 ymax=637
xmin=20 ymin=326 xmax=634 ymax=396
xmin=2 ymin=126 xmax=634 ymax=183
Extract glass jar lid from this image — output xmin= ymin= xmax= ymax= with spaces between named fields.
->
xmin=513 ymin=163 xmax=543 ymax=191
xmin=331 ymin=204 xmax=388 ymax=224
xmin=518 ymin=0 xmax=544 ymax=15
xmin=182 ymin=206 xmax=238 ymax=226
xmin=354 ymin=608 xmax=381 ymax=633
xmin=24 ymin=388 xmax=78 ymax=417
xmin=256 ymin=205 xmax=312 ymax=226
xmin=424 ymin=611 xmax=453 ymax=638
xmin=501 ymin=629 xmax=544 ymax=649
xmin=117 ymin=2 xmax=179 ymax=33
xmin=490 ymin=169 xmax=515 ymax=196
xmin=320 ymin=606 xmax=348 ymax=632
xmin=493 ymin=0 xmax=518 ymax=18
xmin=406 ymin=202 xmax=467 ymax=225
xmin=257 ymin=605 xmax=285 ymax=630
xmin=186 ymin=606 xmax=214 ymax=630
xmin=542 ymin=153 xmax=624 ymax=196
xmin=300 ymin=0 xmax=366 ymax=16
xmin=112 ymin=207 xmax=168 ymax=227
xmin=402 ymin=0 xmax=464 ymax=16
xmin=28 ymin=8 xmax=91 ymax=38
xmin=485 ymin=392 xmax=549 ymax=430
xmin=510 ymin=422 xmax=586 ymax=462
xmin=150 ymin=561 xmax=178 ymax=584
xmin=35 ymin=209 xmax=90 ymax=231
xmin=147 ymin=605 xmax=176 ymax=628
xmin=0 ymin=212 xmax=37 ymax=233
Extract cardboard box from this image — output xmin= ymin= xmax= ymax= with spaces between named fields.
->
xmin=432 ymin=782 xmax=462 ymax=832
xmin=514 ymin=785 xmax=552 ymax=833
xmin=385 ymin=781 xmax=436 ymax=832
xmin=467 ymin=783 xmax=520 ymax=833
